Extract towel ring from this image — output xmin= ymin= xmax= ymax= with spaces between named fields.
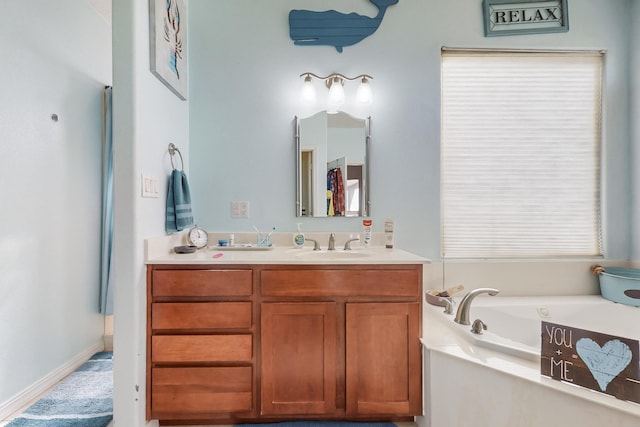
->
xmin=168 ymin=143 xmax=184 ymax=170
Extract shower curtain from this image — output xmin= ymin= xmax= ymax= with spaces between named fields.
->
xmin=100 ymin=86 xmax=113 ymax=315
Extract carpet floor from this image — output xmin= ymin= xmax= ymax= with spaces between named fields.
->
xmin=6 ymin=352 xmax=113 ymax=427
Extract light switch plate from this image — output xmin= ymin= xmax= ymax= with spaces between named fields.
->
xmin=231 ymin=201 xmax=249 ymax=218
xmin=141 ymin=174 xmax=159 ymax=198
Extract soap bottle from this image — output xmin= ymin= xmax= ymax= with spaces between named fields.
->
xmin=384 ymin=218 xmax=394 ymax=249
xmin=362 ymin=219 xmax=372 ymax=248
xmin=293 ymin=223 xmax=305 ymax=248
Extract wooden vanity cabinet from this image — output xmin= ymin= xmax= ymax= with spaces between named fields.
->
xmin=147 ymin=263 xmax=422 ymax=424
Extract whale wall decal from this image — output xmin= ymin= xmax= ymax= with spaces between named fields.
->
xmin=289 ymin=0 xmax=399 ymax=53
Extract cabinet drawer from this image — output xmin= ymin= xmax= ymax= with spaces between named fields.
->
xmin=152 ymin=302 xmax=252 ymax=330
xmin=151 ymin=366 xmax=252 ymax=417
xmin=261 ymin=269 xmax=420 ymax=297
xmin=153 ymin=269 xmax=252 ymax=297
xmin=152 ymin=335 xmax=252 ymax=362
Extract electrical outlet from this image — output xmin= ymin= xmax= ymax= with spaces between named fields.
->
xmin=231 ymin=201 xmax=249 ymax=218
xmin=141 ymin=174 xmax=159 ymax=198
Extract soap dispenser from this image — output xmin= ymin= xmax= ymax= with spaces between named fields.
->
xmin=293 ymin=223 xmax=305 ymax=248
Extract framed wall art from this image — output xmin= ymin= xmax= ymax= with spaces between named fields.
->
xmin=483 ymin=0 xmax=569 ymax=37
xmin=149 ymin=0 xmax=188 ymax=100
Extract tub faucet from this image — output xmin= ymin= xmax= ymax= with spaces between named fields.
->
xmin=471 ymin=319 xmax=487 ymax=335
xmin=454 ymin=288 xmax=500 ymax=325
xmin=328 ymin=233 xmax=336 ymax=250
xmin=443 ymin=299 xmax=455 ymax=315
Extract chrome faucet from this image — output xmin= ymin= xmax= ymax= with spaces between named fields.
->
xmin=471 ymin=319 xmax=487 ymax=335
xmin=443 ymin=298 xmax=455 ymax=315
xmin=454 ymin=288 xmax=499 ymax=325
xmin=305 ymin=238 xmax=321 ymax=251
xmin=328 ymin=233 xmax=336 ymax=250
xmin=343 ymin=237 xmax=360 ymax=250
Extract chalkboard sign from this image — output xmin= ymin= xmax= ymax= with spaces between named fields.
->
xmin=541 ymin=321 xmax=640 ymax=404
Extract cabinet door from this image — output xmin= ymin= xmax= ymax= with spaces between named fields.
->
xmin=261 ymin=302 xmax=337 ymax=415
xmin=346 ymin=303 xmax=421 ymax=416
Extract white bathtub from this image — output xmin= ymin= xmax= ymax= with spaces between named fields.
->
xmin=422 ymin=294 xmax=640 ymax=427
xmin=436 ymin=295 xmax=639 ymax=361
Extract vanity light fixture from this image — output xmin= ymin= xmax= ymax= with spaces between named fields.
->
xmin=356 ymin=76 xmax=372 ymax=104
xmin=300 ymin=74 xmax=317 ymax=104
xmin=300 ymin=72 xmax=373 ymax=107
xmin=327 ymin=75 xmax=346 ymax=108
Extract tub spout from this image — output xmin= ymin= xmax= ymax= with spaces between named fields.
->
xmin=454 ymin=287 xmax=500 ymax=325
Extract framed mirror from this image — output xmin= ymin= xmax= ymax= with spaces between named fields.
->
xmin=295 ymin=111 xmax=370 ymax=217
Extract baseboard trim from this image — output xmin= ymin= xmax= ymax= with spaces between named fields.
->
xmin=104 ymin=334 xmax=113 ymax=351
xmin=0 ymin=340 xmax=105 ymax=420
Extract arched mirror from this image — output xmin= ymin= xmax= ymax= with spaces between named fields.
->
xmin=295 ymin=111 xmax=370 ymax=217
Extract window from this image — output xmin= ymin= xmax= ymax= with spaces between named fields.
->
xmin=441 ymin=49 xmax=603 ymax=258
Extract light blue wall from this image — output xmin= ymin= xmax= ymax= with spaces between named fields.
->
xmin=0 ymin=0 xmax=111 ymax=405
xmin=111 ymin=0 xmax=190 ymax=424
xmin=189 ymin=0 xmax=633 ymax=260
xmin=632 ymin=1 xmax=640 ymax=260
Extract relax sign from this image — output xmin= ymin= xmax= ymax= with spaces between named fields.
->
xmin=541 ymin=321 xmax=640 ymax=404
xmin=483 ymin=0 xmax=569 ymax=36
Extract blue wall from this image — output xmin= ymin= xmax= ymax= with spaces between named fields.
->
xmin=189 ymin=0 xmax=634 ymax=260
xmin=0 ymin=0 xmax=111 ymax=406
xmin=632 ymin=1 xmax=640 ymax=260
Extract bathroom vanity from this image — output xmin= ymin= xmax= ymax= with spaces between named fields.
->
xmin=145 ymin=243 xmax=427 ymax=424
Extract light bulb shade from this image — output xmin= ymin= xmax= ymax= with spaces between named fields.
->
xmin=327 ymin=77 xmax=345 ymax=107
xmin=356 ymin=77 xmax=373 ymax=104
xmin=300 ymin=75 xmax=316 ymax=104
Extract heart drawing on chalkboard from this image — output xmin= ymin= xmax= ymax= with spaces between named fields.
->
xmin=576 ymin=338 xmax=632 ymax=391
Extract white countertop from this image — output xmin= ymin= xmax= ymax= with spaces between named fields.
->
xmin=145 ymin=233 xmax=430 ymax=265
xmin=146 ymin=246 xmax=428 ymax=265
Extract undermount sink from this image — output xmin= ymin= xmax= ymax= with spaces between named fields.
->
xmin=292 ymin=250 xmax=371 ymax=259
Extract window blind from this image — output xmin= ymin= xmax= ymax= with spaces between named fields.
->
xmin=441 ymin=49 xmax=603 ymax=258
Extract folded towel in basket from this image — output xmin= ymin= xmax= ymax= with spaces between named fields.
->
xmin=166 ymin=169 xmax=194 ymax=233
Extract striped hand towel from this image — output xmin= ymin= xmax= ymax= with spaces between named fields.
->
xmin=166 ymin=169 xmax=194 ymax=232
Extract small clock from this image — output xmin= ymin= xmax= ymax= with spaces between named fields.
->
xmin=187 ymin=225 xmax=209 ymax=249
